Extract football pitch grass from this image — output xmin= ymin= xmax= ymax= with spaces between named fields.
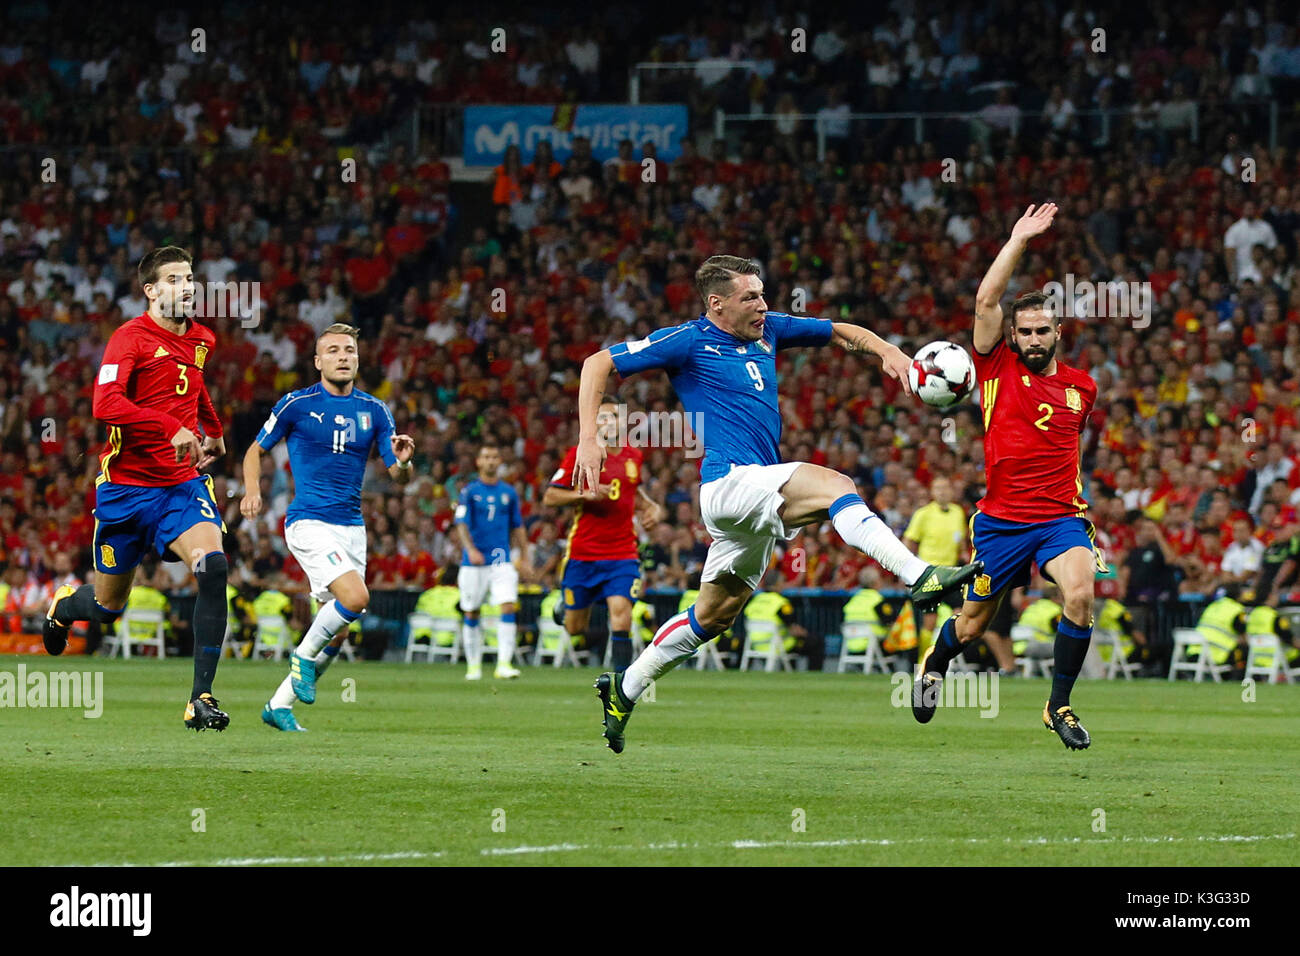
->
xmin=3 ymin=655 xmax=1295 ymax=866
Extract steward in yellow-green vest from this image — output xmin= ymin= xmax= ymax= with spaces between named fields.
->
xmin=126 ymin=585 xmax=170 ymax=643
xmin=631 ymin=600 xmax=655 ymax=646
xmin=1014 ymin=597 xmax=1061 ymax=655
xmin=253 ymin=589 xmax=294 ymax=649
xmin=539 ymin=589 xmax=566 ymax=651
xmin=1244 ymin=605 xmax=1298 ymax=668
xmin=1195 ymin=597 xmax=1247 ymax=666
xmin=841 ymin=589 xmax=890 ymax=653
xmin=680 ymin=587 xmax=732 ymax=646
xmin=743 ymin=591 xmax=796 ymax=653
xmin=1093 ymin=597 xmax=1145 ymax=662
xmin=412 ymin=585 xmax=461 ymax=647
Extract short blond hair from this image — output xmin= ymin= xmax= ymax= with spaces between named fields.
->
xmin=316 ymin=323 xmax=360 ymax=351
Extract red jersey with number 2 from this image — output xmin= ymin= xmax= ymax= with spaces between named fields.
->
xmin=551 ymin=445 xmax=643 ymax=561
xmin=973 ymin=338 xmax=1097 ymax=523
xmin=94 ymin=314 xmax=223 ymax=487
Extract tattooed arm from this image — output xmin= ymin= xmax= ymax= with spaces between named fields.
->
xmin=830 ymin=322 xmax=913 ymax=396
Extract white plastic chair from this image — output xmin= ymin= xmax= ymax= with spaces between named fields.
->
xmin=1096 ymin=627 xmax=1136 ymax=679
xmin=1168 ymin=627 xmax=1231 ymax=682
xmin=1012 ymin=625 xmax=1053 ymax=678
xmin=406 ymin=612 xmax=460 ymax=663
xmin=839 ymin=621 xmax=902 ymax=673
xmin=1245 ymin=634 xmax=1285 ymax=684
xmin=253 ymin=616 xmax=293 ymax=661
xmin=534 ymin=617 xmax=589 ymax=667
xmin=739 ymin=620 xmax=795 ymax=672
xmin=105 ymin=608 xmax=166 ymax=658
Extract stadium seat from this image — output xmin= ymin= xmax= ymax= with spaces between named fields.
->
xmin=1244 ymin=634 xmax=1286 ymax=685
xmin=739 ymin=620 xmax=794 ymax=672
xmin=253 ymin=616 xmax=293 ymax=661
xmin=405 ymin=611 xmax=460 ymax=663
xmin=1168 ymin=628 xmax=1230 ymax=682
xmin=1095 ymin=628 xmax=1136 ymax=679
xmin=838 ymin=621 xmax=901 ymax=673
xmin=1011 ymin=625 xmax=1053 ymax=678
xmin=221 ymin=617 xmax=250 ymax=659
xmin=534 ymin=617 xmax=588 ymax=667
xmin=103 ymin=607 xmax=166 ymax=658
xmin=689 ymin=637 xmax=729 ymax=670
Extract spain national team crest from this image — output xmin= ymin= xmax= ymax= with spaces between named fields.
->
xmin=1064 ymin=387 xmax=1081 ymax=412
xmin=625 ymin=460 xmax=638 ymax=479
xmin=757 ymin=339 xmax=771 ymax=353
xmin=194 ymin=345 xmax=208 ymax=369
xmin=358 ymin=412 xmax=371 ymax=431
xmin=973 ymin=573 xmax=992 ymax=597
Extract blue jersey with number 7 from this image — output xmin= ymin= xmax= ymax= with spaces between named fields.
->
xmin=455 ymin=479 xmax=522 ymax=565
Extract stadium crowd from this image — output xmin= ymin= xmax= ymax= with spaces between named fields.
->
xmin=2 ymin=1 xmax=1300 ymax=668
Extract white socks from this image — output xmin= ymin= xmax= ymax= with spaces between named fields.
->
xmin=621 ymin=610 xmax=710 ymax=700
xmin=463 ymin=619 xmax=483 ymax=668
xmin=295 ymin=599 xmax=357 ymax=659
xmin=496 ymin=620 xmax=517 ymax=669
xmin=830 ymin=498 xmax=930 ymax=585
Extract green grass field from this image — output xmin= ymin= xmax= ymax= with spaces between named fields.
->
xmin=2 ymin=655 xmax=1295 ymax=866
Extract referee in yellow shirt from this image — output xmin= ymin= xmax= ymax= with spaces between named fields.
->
xmin=904 ymin=478 xmax=969 ymax=655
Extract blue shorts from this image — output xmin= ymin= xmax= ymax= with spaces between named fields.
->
xmin=560 ymin=559 xmax=641 ymax=611
xmin=93 ymin=475 xmax=225 ymax=574
xmin=966 ymin=512 xmax=1101 ymax=602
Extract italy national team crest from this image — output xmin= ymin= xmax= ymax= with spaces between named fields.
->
xmin=757 ymin=339 xmax=772 ymax=353
xmin=973 ymin=574 xmax=992 ymax=597
xmin=1064 ymin=387 xmax=1081 ymax=412
xmin=194 ymin=345 xmax=208 ymax=369
xmin=358 ymin=412 xmax=371 ymax=431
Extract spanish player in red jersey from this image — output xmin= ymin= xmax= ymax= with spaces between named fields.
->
xmin=544 ymin=397 xmax=663 ymax=670
xmin=43 ymin=246 xmax=232 ymax=731
xmin=913 ymin=204 xmax=1102 ymax=749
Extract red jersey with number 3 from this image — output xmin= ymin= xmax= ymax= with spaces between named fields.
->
xmin=94 ymin=314 xmax=223 ymax=487
xmin=973 ymin=338 xmax=1097 ymax=523
xmin=551 ymin=445 xmax=643 ymax=561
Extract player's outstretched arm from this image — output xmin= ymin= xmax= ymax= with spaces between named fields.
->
xmin=974 ymin=202 xmax=1057 ymax=354
xmin=575 ymin=349 xmax=616 ymax=493
xmin=830 ymin=322 xmax=913 ymax=397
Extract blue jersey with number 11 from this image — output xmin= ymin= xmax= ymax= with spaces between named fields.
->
xmin=256 ymin=383 xmax=397 ymax=527
xmin=608 ymin=312 xmax=832 ymax=483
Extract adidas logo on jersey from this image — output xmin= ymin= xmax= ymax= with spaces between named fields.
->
xmin=154 ymin=346 xmax=169 ymax=358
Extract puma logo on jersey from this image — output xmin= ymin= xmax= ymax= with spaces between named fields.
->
xmin=309 ymin=412 xmax=324 ymax=423
xmin=703 ymin=345 xmax=722 ymax=355
xmin=154 ymin=346 xmax=169 ymax=358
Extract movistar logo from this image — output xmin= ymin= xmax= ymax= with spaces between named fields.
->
xmin=474 ymin=121 xmax=519 ymax=154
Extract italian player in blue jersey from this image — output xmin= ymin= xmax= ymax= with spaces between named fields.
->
xmin=239 ymin=323 xmax=414 ymax=731
xmin=455 ymin=443 xmax=529 ymax=680
xmin=575 ymin=255 xmax=983 ymax=753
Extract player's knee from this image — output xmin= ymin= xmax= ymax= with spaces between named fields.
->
xmin=1064 ymin=596 xmax=1094 ymax=626
xmin=954 ymin=612 xmax=983 ymax=643
xmin=827 ymin=472 xmax=859 ymax=505
xmin=338 ymin=586 xmax=368 ymax=616
xmin=195 ymin=552 xmax=228 ymax=589
xmin=92 ymin=602 xmax=125 ymax=623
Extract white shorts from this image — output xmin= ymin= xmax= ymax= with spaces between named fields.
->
xmin=458 ymin=563 xmax=519 ymax=610
xmin=284 ymin=519 xmax=368 ymax=602
xmin=699 ymin=462 xmax=804 ymax=590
